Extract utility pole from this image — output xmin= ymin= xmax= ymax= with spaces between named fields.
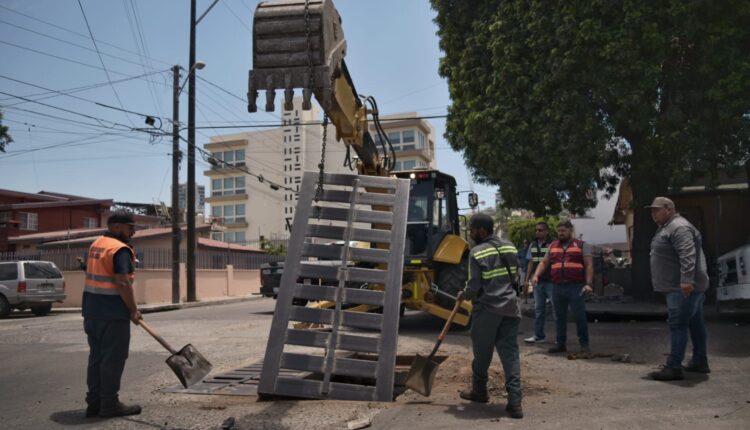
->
xmin=186 ymin=0 xmax=197 ymax=302
xmin=171 ymin=64 xmax=181 ymax=304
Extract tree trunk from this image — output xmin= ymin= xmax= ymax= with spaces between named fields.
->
xmin=627 ymin=141 xmax=668 ymax=302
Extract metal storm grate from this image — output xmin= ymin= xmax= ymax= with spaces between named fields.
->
xmin=258 ymin=171 xmax=410 ymax=401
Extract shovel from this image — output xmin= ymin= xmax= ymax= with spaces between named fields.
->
xmin=405 ymin=291 xmax=465 ymax=396
xmin=138 ymin=319 xmax=212 ymax=388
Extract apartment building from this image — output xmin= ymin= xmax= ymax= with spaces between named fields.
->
xmin=203 ymin=97 xmax=350 ymax=243
xmin=368 ymin=111 xmax=436 ymax=171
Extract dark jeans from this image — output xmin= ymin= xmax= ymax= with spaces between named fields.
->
xmin=553 ymin=283 xmax=589 ymax=347
xmin=84 ymin=318 xmax=130 ymax=409
xmin=470 ymin=310 xmax=522 ymax=405
xmin=533 ymin=281 xmax=556 ymax=340
xmin=665 ymin=292 xmax=708 ymax=369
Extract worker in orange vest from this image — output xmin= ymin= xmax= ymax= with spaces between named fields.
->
xmin=531 ymin=220 xmax=594 ymax=354
xmin=82 ymin=211 xmax=142 ymax=418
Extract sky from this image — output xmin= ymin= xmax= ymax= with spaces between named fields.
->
xmin=0 ymin=0 xmax=624 ymax=244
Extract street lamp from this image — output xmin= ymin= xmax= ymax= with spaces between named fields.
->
xmin=171 ymin=60 xmax=205 ymax=304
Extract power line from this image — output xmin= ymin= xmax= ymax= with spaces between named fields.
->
xmin=190 ymin=114 xmax=449 ymax=130
xmin=77 ymin=0 xmax=134 ymax=126
xmin=0 ymin=3 xmax=171 ymax=67
xmin=0 ymin=18 xmax=162 ymax=71
xmin=0 ymin=70 xmax=169 ymax=105
xmin=0 ymin=90 xmax=132 ymax=131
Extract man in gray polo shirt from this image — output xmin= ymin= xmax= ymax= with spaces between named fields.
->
xmin=646 ymin=197 xmax=710 ymax=381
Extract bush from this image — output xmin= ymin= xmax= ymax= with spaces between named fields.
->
xmin=507 ymin=216 xmax=559 ymax=249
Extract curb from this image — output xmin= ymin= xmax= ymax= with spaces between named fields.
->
xmin=53 ymin=294 xmax=266 ymax=314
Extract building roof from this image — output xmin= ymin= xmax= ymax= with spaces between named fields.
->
xmin=0 ymin=199 xmax=113 ymax=211
xmin=197 ymin=237 xmax=265 ymax=253
xmin=14 ymin=225 xmax=210 ymax=246
xmin=9 ymin=227 xmax=107 ymax=244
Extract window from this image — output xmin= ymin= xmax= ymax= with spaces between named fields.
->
xmin=402 ymin=160 xmax=417 ymax=170
xmin=211 ymin=232 xmax=222 ymax=241
xmin=387 ymin=131 xmax=401 ymax=144
xmin=0 ymin=211 xmax=10 ymax=222
xmin=0 ymin=263 xmax=18 ymax=281
xmin=82 ymin=217 xmax=98 ymax=228
xmin=211 ymin=176 xmax=246 ymax=196
xmin=214 ymin=204 xmax=246 ymax=224
xmin=18 ymin=212 xmax=38 ymax=231
xmin=221 ymin=231 xmax=247 ymax=244
xmin=211 ymin=149 xmax=245 ymax=167
xmin=418 ymin=132 xmax=425 ymax=150
xmin=402 ymin=130 xmax=415 ymax=143
xmin=23 ymin=262 xmax=62 ymax=279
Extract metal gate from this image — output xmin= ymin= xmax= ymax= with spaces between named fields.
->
xmin=258 ymin=171 xmax=410 ymax=401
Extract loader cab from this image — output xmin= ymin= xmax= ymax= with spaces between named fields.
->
xmin=393 ymin=170 xmax=460 ymax=263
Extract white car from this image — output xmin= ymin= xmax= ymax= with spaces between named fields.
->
xmin=0 ymin=261 xmax=66 ymax=317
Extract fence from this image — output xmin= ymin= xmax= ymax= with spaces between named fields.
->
xmin=0 ymin=248 xmax=285 ymax=271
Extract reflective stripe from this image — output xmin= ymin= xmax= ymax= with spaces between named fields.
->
xmin=474 ymin=245 xmax=517 ymax=259
xmin=86 ymin=273 xmax=116 ymax=283
xmin=532 ymin=257 xmax=545 ymax=262
xmin=84 ymin=285 xmax=121 ymax=295
xmin=481 ymin=267 xmax=517 ymax=280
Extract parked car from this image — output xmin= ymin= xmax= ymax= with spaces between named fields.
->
xmin=0 ymin=261 xmax=66 ymax=317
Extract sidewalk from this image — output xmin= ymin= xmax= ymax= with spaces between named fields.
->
xmin=53 ymin=294 xmax=264 ymax=314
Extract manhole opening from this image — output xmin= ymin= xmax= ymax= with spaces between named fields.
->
xmin=293 ymin=353 xmax=449 ymax=400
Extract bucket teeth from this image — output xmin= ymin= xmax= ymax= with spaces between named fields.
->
xmin=265 ymin=75 xmax=276 ymax=112
xmin=284 ymin=74 xmax=294 ymax=111
xmin=247 ymin=71 xmax=258 ymax=112
xmin=302 ymin=88 xmax=312 ymax=110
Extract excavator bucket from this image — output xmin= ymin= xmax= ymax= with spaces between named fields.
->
xmin=248 ymin=0 xmax=348 ymax=113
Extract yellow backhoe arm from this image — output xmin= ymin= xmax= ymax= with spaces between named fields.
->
xmin=247 ymin=0 xmax=385 ymax=176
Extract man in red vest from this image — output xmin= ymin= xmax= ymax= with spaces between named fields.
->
xmin=531 ymin=220 xmax=593 ymax=354
xmin=83 ymin=212 xmax=142 ymax=418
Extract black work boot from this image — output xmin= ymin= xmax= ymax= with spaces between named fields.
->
xmin=99 ymin=402 xmax=142 ymax=418
xmin=684 ymin=362 xmax=711 ymax=374
xmin=84 ymin=405 xmax=99 ymax=418
xmin=505 ymin=403 xmax=524 ymax=419
xmin=459 ymin=388 xmax=489 ymax=403
xmin=649 ymin=366 xmax=684 ymax=381
xmin=548 ymin=344 xmax=567 ymax=354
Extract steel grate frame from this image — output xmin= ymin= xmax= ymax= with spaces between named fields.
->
xmin=258 ymin=172 xmax=410 ymax=401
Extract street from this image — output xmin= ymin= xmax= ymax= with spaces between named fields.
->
xmin=0 ymin=298 xmax=749 ymax=429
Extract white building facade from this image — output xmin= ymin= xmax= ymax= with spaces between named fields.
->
xmin=368 ymin=112 xmax=436 ymax=171
xmin=203 ymin=97 xmax=351 ymax=244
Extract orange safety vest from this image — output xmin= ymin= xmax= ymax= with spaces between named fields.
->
xmin=549 ymin=239 xmax=585 ymax=284
xmin=84 ymin=236 xmax=135 ymax=295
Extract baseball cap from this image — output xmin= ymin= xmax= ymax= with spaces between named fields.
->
xmin=107 ymin=211 xmax=136 ymax=225
xmin=645 ymin=196 xmax=675 ymax=209
xmin=469 ymin=213 xmax=494 ymax=232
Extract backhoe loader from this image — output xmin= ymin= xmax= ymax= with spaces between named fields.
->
xmin=248 ymin=0 xmax=473 ymax=325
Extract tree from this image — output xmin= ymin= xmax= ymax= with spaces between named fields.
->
xmin=0 ymin=111 xmax=12 ymax=152
xmin=431 ymin=0 xmax=750 ymax=214
xmin=432 ymin=0 xmax=750 ymax=298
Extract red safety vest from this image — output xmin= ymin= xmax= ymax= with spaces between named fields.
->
xmin=549 ymin=239 xmax=585 ymax=284
xmin=84 ymin=236 xmax=135 ymax=295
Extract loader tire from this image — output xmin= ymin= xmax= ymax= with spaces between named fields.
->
xmin=435 ymin=251 xmax=469 ymax=310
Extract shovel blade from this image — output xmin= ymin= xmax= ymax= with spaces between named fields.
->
xmin=166 ymin=344 xmax=213 ymax=388
xmin=404 ymin=354 xmax=440 ymax=397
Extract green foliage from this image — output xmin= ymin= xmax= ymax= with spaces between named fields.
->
xmin=431 ymin=1 xmax=750 ymax=212
xmin=0 ymin=111 xmax=12 ymax=153
xmin=260 ymin=239 xmax=287 ymax=256
xmin=507 ymin=217 xmax=559 ymax=249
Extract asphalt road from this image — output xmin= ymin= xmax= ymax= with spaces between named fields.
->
xmin=1 ymin=298 xmax=749 ymax=429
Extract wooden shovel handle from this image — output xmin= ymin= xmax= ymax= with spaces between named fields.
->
xmin=139 ymin=319 xmax=177 ymax=354
xmin=438 ymin=291 xmax=465 ymax=342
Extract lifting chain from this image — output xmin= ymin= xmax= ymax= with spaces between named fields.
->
xmin=303 ymin=0 xmax=327 ymax=203
xmin=315 ymin=113 xmax=328 ymax=202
